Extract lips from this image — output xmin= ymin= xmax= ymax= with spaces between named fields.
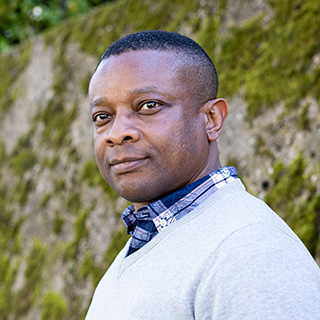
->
xmin=110 ymin=157 xmax=148 ymax=173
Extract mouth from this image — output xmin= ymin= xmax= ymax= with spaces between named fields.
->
xmin=110 ymin=157 xmax=148 ymax=173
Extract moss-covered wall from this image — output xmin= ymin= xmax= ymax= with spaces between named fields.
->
xmin=0 ymin=0 xmax=319 ymax=319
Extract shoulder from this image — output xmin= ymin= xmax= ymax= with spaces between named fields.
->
xmin=193 ymin=186 xmax=320 ymax=319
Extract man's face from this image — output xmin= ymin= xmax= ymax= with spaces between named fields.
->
xmin=89 ymin=50 xmax=211 ymax=208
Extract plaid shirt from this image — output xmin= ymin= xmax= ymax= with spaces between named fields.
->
xmin=123 ymin=166 xmax=237 ymax=256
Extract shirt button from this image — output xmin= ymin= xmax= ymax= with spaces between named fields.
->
xmin=160 ymin=220 xmax=167 ymax=227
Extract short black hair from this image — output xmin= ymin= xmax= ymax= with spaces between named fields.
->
xmin=96 ymin=30 xmax=219 ymax=100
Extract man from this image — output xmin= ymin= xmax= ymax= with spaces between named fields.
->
xmin=86 ymin=30 xmax=320 ymax=319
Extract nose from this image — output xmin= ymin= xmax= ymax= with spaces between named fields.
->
xmin=104 ymin=113 xmax=140 ymax=147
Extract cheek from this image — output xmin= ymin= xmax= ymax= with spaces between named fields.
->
xmin=154 ymin=123 xmax=195 ymax=167
xmin=93 ymin=130 xmax=106 ymax=153
xmin=93 ymin=137 xmax=101 ymax=159
xmin=171 ymin=118 xmax=205 ymax=153
xmin=93 ymin=135 xmax=107 ymax=170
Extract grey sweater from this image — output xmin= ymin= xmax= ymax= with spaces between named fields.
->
xmin=86 ymin=179 xmax=320 ymax=319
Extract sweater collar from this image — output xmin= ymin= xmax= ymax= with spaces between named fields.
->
xmin=122 ymin=166 xmax=237 ymax=234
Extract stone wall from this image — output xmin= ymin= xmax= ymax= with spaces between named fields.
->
xmin=0 ymin=0 xmax=319 ymax=318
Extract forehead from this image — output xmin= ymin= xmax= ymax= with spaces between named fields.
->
xmin=89 ymin=50 xmax=190 ymax=99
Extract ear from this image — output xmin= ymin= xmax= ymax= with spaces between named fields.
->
xmin=202 ymin=98 xmax=229 ymax=141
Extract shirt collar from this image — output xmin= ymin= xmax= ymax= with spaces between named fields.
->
xmin=122 ymin=166 xmax=237 ymax=234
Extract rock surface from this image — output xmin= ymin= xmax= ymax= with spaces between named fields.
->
xmin=0 ymin=0 xmax=319 ymax=318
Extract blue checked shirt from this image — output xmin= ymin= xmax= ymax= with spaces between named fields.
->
xmin=123 ymin=166 xmax=237 ymax=256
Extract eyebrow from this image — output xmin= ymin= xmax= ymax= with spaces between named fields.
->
xmin=90 ymin=97 xmax=109 ymax=110
xmin=90 ymin=86 xmax=165 ymax=111
xmin=127 ymin=86 xmax=161 ymax=96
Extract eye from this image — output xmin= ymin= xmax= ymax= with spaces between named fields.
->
xmin=92 ymin=113 xmax=110 ymax=125
xmin=139 ymin=101 xmax=160 ymax=111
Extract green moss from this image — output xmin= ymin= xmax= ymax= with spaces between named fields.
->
xmin=42 ymin=0 xmax=320 ymax=120
xmin=216 ymin=0 xmax=320 ymax=117
xmin=81 ymin=159 xmax=119 ymax=200
xmin=41 ymin=154 xmax=59 ymax=169
xmin=54 ymin=177 xmax=66 ymax=193
xmin=0 ymin=255 xmax=20 ymax=318
xmin=45 ymin=0 xmax=205 ymax=58
xmin=24 ymin=239 xmax=48 ymax=288
xmin=14 ymin=239 xmax=49 ymax=317
xmin=297 ymin=102 xmax=311 ymax=130
xmin=213 ymin=14 xmax=267 ymax=114
xmin=41 ymin=291 xmax=68 ymax=320
xmin=265 ymin=154 xmax=320 ymax=256
xmin=65 ymin=207 xmax=91 ymax=259
xmin=53 ymin=212 xmax=65 ymax=234
xmin=254 ymin=135 xmax=273 ymax=158
xmin=0 ymin=1 xmax=319 ymax=318
xmin=40 ymin=193 xmax=51 ymax=208
xmin=196 ymin=15 xmax=220 ymax=52
xmin=66 ymin=191 xmax=82 ymax=214
xmin=10 ymin=177 xmax=34 ymax=205
xmin=265 ymin=155 xmax=305 ymax=210
xmin=103 ymin=227 xmax=130 ymax=270
xmin=287 ymin=193 xmax=320 ymax=256
xmin=67 ymin=146 xmax=80 ymax=162
xmin=0 ymin=41 xmax=31 ymax=114
xmin=6 ymin=134 xmax=37 ymax=208
xmin=0 ymin=171 xmax=24 ymax=260
xmin=38 ymin=34 xmax=78 ymax=148
xmin=40 ymin=99 xmax=77 ymax=148
xmin=80 ymin=252 xmax=105 ymax=287
xmin=0 ymin=140 xmax=6 ymax=163
xmin=79 ymin=228 xmax=130 ymax=287
xmin=0 ymin=214 xmax=23 ymax=256
xmin=9 ymin=149 xmax=37 ymax=178
xmin=81 ymin=72 xmax=92 ymax=95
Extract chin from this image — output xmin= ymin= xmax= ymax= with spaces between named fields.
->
xmin=118 ymin=192 xmax=154 ymax=204
xmin=114 ymin=186 xmax=159 ymax=204
xmin=107 ymin=175 xmax=172 ymax=204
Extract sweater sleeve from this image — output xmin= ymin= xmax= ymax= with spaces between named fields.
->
xmin=194 ymin=223 xmax=320 ymax=320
